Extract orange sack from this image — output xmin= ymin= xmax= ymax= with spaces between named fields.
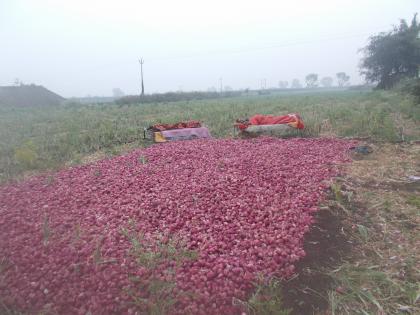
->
xmin=236 ymin=113 xmax=305 ymax=130
xmin=149 ymin=120 xmax=201 ymax=131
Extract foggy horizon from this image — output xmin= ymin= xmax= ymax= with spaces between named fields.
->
xmin=1 ymin=0 xmax=418 ymax=97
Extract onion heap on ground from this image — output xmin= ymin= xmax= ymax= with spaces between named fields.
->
xmin=0 ymin=138 xmax=354 ymax=314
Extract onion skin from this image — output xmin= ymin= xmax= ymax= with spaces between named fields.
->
xmin=0 ymin=137 xmax=354 ymax=314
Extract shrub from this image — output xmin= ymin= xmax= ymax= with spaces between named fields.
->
xmin=13 ymin=141 xmax=39 ymax=170
xmin=398 ymin=78 xmax=420 ymax=104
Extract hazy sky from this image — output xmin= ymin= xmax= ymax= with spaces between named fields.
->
xmin=1 ymin=0 xmax=418 ymax=97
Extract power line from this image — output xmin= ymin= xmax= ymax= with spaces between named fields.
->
xmin=147 ymin=26 xmax=391 ymax=62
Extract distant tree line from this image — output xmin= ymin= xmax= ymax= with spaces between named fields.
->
xmin=277 ymin=72 xmax=350 ymax=89
xmin=117 ymin=73 xmax=355 ymax=105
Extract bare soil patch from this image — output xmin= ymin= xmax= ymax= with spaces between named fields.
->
xmin=282 ymin=204 xmax=352 ymax=315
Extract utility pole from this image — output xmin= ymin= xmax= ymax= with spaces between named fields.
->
xmin=260 ymin=79 xmax=267 ymax=90
xmin=219 ymin=77 xmax=223 ymax=93
xmin=138 ymin=58 xmax=145 ymax=96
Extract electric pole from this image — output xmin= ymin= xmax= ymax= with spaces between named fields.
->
xmin=138 ymin=58 xmax=145 ymax=96
xmin=260 ymin=79 xmax=267 ymax=90
xmin=219 ymin=77 xmax=223 ymax=94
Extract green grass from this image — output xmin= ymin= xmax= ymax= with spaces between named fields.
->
xmin=42 ymin=214 xmax=51 ymax=246
xmin=325 ymin=147 xmax=420 ymax=315
xmin=328 ymin=264 xmax=420 ymax=315
xmin=0 ymin=90 xmax=419 ymax=182
xmin=120 ymin=221 xmax=198 ymax=315
xmin=407 ymin=195 xmax=420 ymax=209
xmin=233 ymin=276 xmax=291 ymax=315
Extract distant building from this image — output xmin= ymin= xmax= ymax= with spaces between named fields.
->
xmin=0 ymin=84 xmax=65 ymax=107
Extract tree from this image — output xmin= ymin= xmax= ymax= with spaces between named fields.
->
xmin=112 ymin=88 xmax=125 ymax=97
xmin=278 ymin=81 xmax=289 ymax=89
xmin=320 ymin=76 xmax=333 ymax=87
xmin=291 ymin=79 xmax=302 ymax=89
xmin=336 ymin=72 xmax=350 ymax=87
xmin=305 ymin=73 xmax=318 ymax=88
xmin=360 ymin=13 xmax=420 ymax=89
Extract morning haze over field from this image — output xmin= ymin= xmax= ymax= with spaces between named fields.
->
xmin=0 ymin=0 xmax=419 ymax=97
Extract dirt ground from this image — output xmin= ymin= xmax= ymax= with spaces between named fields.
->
xmin=282 ymin=142 xmax=420 ymax=315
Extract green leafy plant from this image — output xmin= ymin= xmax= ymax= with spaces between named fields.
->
xmin=357 ymin=225 xmax=369 ymax=243
xmin=139 ymin=155 xmax=148 ymax=165
xmin=120 ymin=223 xmax=197 ymax=314
xmin=407 ymin=195 xmax=420 ymax=208
xmin=42 ymin=214 xmax=51 ymax=245
xmin=234 ymin=276 xmax=291 ymax=315
xmin=14 ymin=141 xmax=39 ymax=170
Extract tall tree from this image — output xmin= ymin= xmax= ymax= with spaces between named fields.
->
xmin=336 ymin=72 xmax=350 ymax=87
xmin=320 ymin=76 xmax=333 ymax=87
xmin=305 ymin=73 xmax=318 ymax=88
xmin=360 ymin=14 xmax=420 ymax=89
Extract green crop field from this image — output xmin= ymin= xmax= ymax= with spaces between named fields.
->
xmin=0 ymin=89 xmax=419 ymax=183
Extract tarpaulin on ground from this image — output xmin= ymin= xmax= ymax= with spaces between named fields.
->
xmin=235 ymin=113 xmax=305 ymax=130
xmin=154 ymin=127 xmax=211 ymax=142
xmin=149 ymin=120 xmax=201 ymax=132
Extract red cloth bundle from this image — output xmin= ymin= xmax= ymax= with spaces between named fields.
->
xmin=235 ymin=113 xmax=304 ymax=130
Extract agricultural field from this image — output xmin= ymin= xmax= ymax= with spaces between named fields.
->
xmin=1 ymin=90 xmax=419 ymax=314
xmin=1 ymin=90 xmax=419 ymax=183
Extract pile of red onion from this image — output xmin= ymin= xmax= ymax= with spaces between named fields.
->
xmin=0 ymin=138 xmax=353 ymax=314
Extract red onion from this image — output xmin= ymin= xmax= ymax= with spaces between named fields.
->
xmin=0 ymin=137 xmax=354 ymax=314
